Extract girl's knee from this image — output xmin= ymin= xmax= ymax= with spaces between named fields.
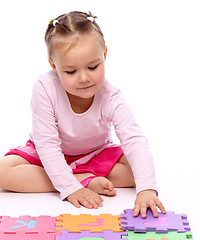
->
xmin=0 ymin=156 xmax=12 ymax=172
xmin=0 ymin=155 xmax=29 ymax=167
xmin=0 ymin=157 xmax=11 ymax=188
xmin=0 ymin=155 xmax=29 ymax=189
xmin=118 ymin=155 xmax=130 ymax=166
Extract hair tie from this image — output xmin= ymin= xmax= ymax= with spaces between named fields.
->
xmin=86 ymin=11 xmax=97 ymax=23
xmin=87 ymin=16 xmax=95 ymax=23
xmin=53 ymin=19 xmax=59 ymax=27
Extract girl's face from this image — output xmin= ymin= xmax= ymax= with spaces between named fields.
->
xmin=49 ymin=33 xmax=107 ymax=100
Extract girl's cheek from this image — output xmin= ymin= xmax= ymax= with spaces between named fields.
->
xmin=96 ymin=66 xmax=105 ymax=79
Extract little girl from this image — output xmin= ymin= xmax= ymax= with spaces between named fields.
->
xmin=0 ymin=11 xmax=165 ymax=218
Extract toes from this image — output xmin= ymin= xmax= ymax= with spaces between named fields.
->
xmin=87 ymin=177 xmax=117 ymax=196
xmin=104 ymin=188 xmax=117 ymax=196
xmin=106 ymin=180 xmax=114 ymax=191
xmin=103 ymin=180 xmax=117 ymax=196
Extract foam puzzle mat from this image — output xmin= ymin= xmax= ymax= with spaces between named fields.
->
xmin=0 ymin=209 xmax=194 ymax=239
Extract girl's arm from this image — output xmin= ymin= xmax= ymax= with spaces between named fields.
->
xmin=106 ymin=89 xmax=165 ymax=217
xmin=31 ymin=79 xmax=83 ymax=200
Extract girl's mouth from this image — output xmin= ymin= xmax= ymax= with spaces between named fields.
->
xmin=79 ymin=85 xmax=94 ymax=90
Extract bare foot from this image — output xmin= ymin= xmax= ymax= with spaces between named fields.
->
xmin=87 ymin=177 xmax=117 ymax=196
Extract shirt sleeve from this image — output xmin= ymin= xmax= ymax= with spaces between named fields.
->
xmin=31 ymin=79 xmax=83 ymax=200
xmin=105 ymin=89 xmax=157 ymax=194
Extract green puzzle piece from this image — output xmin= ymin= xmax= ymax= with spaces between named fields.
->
xmin=122 ymin=231 xmax=193 ymax=240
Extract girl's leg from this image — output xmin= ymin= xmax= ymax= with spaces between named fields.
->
xmin=0 ymin=154 xmax=133 ymax=196
xmin=0 ymin=155 xmax=56 ymax=192
xmin=87 ymin=154 xmax=135 ymax=192
xmin=73 ymin=172 xmax=117 ymax=196
xmin=82 ymin=155 xmax=135 ymax=195
xmin=106 ymin=154 xmax=136 ymax=187
xmin=0 ymin=155 xmax=116 ymax=196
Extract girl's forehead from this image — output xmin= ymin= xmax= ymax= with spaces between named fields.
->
xmin=52 ymin=33 xmax=105 ymax=63
xmin=53 ymin=32 xmax=105 ymax=57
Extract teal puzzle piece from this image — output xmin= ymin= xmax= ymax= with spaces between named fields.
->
xmin=122 ymin=231 xmax=193 ymax=240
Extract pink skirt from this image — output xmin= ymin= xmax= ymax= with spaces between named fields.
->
xmin=4 ymin=140 xmax=124 ymax=177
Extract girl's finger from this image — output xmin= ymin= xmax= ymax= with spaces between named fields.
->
xmin=80 ymin=198 xmax=93 ymax=209
xmin=149 ymin=202 xmax=159 ymax=218
xmin=133 ymin=204 xmax=140 ymax=217
xmin=155 ymin=198 xmax=166 ymax=214
xmin=71 ymin=199 xmax=81 ymax=208
xmin=94 ymin=196 xmax=103 ymax=207
xmin=140 ymin=204 xmax=147 ymax=218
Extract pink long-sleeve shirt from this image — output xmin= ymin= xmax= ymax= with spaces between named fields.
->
xmin=29 ymin=70 xmax=157 ymax=200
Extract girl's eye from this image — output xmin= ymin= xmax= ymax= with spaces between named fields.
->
xmin=66 ymin=70 xmax=76 ymax=74
xmin=88 ymin=64 xmax=99 ymax=70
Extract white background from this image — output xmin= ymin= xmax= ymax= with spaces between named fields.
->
xmin=0 ymin=0 xmax=199 ymax=239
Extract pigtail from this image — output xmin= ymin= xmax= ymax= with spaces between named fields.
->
xmin=49 ymin=15 xmax=72 ymax=35
xmin=86 ymin=11 xmax=97 ymax=23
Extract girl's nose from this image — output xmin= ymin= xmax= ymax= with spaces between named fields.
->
xmin=79 ymin=71 xmax=89 ymax=83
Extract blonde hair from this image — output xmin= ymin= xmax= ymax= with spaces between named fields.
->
xmin=45 ymin=11 xmax=105 ymax=57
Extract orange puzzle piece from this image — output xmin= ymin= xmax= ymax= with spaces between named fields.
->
xmin=56 ymin=214 xmax=122 ymax=232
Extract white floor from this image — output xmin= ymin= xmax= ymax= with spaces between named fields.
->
xmin=0 ymin=176 xmax=199 ymax=239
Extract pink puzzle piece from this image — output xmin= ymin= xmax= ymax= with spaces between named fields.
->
xmin=144 ymin=217 xmax=168 ymax=226
xmin=0 ymin=232 xmax=56 ymax=240
xmin=0 ymin=215 xmax=56 ymax=233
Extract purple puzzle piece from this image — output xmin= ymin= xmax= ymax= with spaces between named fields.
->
xmin=55 ymin=230 xmax=124 ymax=240
xmin=120 ymin=209 xmax=190 ymax=233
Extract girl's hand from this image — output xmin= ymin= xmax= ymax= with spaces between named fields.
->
xmin=133 ymin=189 xmax=166 ymax=218
xmin=67 ymin=188 xmax=103 ymax=209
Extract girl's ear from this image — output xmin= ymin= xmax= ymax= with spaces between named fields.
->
xmin=48 ymin=58 xmax=57 ymax=72
xmin=104 ymin=46 xmax=108 ymax=60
